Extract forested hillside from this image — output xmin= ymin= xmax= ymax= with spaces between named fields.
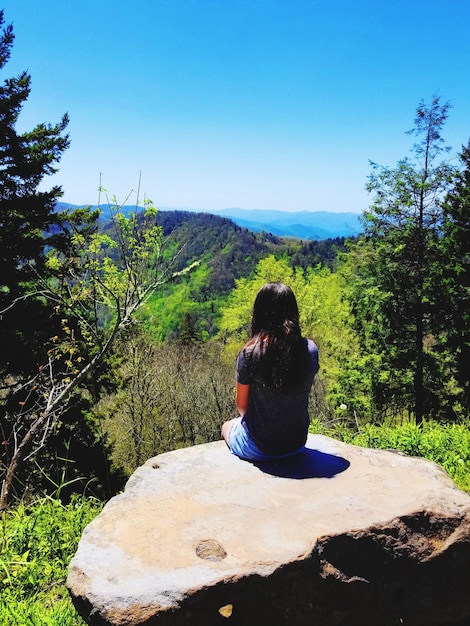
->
xmin=137 ymin=210 xmax=348 ymax=340
xmin=156 ymin=210 xmax=283 ymax=287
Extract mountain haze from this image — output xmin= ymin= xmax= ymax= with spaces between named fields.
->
xmin=57 ymin=203 xmax=362 ymax=240
xmin=206 ymin=208 xmax=363 ymax=239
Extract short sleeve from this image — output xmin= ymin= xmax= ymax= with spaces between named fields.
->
xmin=236 ymin=347 xmax=253 ymax=385
xmin=307 ymin=339 xmax=319 ymax=377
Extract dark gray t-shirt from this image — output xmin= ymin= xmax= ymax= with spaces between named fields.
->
xmin=236 ymin=338 xmax=319 ymax=455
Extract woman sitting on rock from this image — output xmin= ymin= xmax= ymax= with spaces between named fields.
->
xmin=221 ymin=282 xmax=319 ymax=461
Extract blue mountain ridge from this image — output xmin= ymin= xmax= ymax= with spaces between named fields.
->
xmin=210 ymin=208 xmax=362 ymax=239
xmin=56 ymin=203 xmax=363 ymax=240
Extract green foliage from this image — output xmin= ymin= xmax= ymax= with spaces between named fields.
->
xmin=218 ymin=255 xmax=295 ymax=340
xmin=217 ymin=255 xmax=361 ymax=421
xmin=0 ymin=495 xmax=101 ymax=625
xmin=0 ymin=7 xmax=69 ymax=294
xmin=288 ymin=237 xmax=350 ymax=271
xmin=156 ymin=210 xmax=283 ymax=293
xmin=346 ymin=96 xmax=460 ymax=423
xmin=0 ymin=11 xmax=107 ymax=509
xmin=324 ymin=420 xmax=470 ymax=494
xmin=45 ymin=196 xmax=163 ymax=352
xmin=1 ymin=193 xmax=164 ymax=509
xmin=438 ymin=142 xmax=470 ymax=414
xmin=141 ymin=261 xmax=214 ymax=340
xmin=0 ymin=9 xmax=72 ymax=378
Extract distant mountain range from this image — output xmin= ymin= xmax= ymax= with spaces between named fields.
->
xmin=58 ymin=203 xmax=363 ymax=240
xmin=205 ymin=208 xmax=363 ymax=240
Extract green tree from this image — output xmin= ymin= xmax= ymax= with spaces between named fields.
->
xmin=439 ymin=142 xmax=470 ymax=415
xmin=0 ymin=10 xmax=71 ymax=375
xmin=348 ymin=96 xmax=457 ymax=423
xmin=1 ymin=195 xmax=164 ymax=510
xmin=0 ymin=11 xmax=104 ymax=506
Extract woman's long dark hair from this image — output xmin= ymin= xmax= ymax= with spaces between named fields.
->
xmin=247 ymin=282 xmax=307 ymax=390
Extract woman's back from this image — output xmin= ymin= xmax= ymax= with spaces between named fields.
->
xmin=222 ymin=282 xmax=319 ymax=461
xmin=237 ymin=337 xmax=318 ymax=455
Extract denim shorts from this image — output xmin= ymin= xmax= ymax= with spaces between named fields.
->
xmin=227 ymin=417 xmax=304 ymax=462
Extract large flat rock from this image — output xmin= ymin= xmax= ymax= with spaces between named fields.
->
xmin=68 ymin=434 xmax=470 ymax=625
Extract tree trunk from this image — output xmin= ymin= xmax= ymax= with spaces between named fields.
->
xmin=414 ymin=305 xmax=424 ymax=425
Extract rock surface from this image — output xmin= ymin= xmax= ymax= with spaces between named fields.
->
xmin=67 ymin=434 xmax=470 ymax=626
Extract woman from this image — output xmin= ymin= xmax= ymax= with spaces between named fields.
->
xmin=221 ymin=282 xmax=319 ymax=461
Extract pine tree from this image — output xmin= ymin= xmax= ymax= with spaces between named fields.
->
xmin=0 ymin=12 xmax=170 ymax=509
xmin=0 ymin=11 xmax=96 ymax=507
xmin=439 ymin=142 xmax=470 ymax=415
xmin=0 ymin=10 xmax=70 ymax=375
xmin=348 ymin=97 xmax=457 ymax=423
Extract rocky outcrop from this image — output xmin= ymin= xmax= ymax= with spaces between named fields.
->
xmin=67 ymin=434 xmax=470 ymax=625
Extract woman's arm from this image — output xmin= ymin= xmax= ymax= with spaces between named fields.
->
xmin=235 ymin=382 xmax=250 ymax=416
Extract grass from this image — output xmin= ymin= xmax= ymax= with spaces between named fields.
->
xmin=0 ymin=494 xmax=102 ymax=626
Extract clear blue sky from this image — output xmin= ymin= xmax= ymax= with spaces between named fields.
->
xmin=2 ymin=0 xmax=470 ymax=213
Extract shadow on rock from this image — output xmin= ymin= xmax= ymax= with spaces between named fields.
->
xmin=253 ymin=448 xmax=350 ymax=479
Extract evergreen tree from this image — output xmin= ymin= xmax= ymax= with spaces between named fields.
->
xmin=439 ymin=142 xmax=470 ymax=415
xmin=0 ymin=10 xmax=107 ymax=507
xmin=0 ymin=10 xmax=70 ymax=375
xmin=348 ymin=96 xmax=457 ymax=423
